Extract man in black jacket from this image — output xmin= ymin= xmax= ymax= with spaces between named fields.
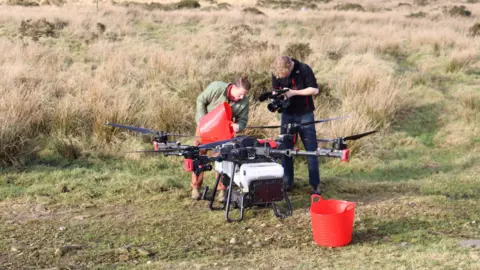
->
xmin=271 ymin=56 xmax=321 ymax=194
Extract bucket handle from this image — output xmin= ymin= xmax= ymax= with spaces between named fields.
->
xmin=344 ymin=203 xmax=355 ymax=213
xmin=228 ymin=120 xmax=236 ymax=136
xmin=311 ymin=194 xmax=322 ymax=204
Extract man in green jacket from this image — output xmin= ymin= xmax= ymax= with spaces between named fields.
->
xmin=191 ymin=74 xmax=251 ymax=200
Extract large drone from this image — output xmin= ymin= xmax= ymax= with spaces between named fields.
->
xmin=105 ymin=119 xmax=376 ymax=222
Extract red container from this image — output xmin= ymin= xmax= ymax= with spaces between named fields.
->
xmin=183 ymin=158 xmax=193 ymax=172
xmin=310 ymin=194 xmax=355 ymax=247
xmin=199 ymin=102 xmax=235 ymax=144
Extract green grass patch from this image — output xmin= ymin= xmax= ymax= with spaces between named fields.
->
xmin=393 ymin=103 xmax=444 ymax=147
xmin=2 ymin=136 xmax=479 ymax=268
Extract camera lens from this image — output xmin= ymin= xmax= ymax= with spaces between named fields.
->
xmin=267 ymin=102 xmax=278 ymax=112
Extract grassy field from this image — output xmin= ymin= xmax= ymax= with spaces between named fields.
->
xmin=1 ymin=0 xmax=479 ymax=269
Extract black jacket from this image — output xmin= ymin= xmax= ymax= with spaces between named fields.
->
xmin=272 ymin=58 xmax=318 ymax=114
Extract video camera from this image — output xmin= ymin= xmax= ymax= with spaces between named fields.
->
xmin=258 ymin=88 xmax=291 ymax=113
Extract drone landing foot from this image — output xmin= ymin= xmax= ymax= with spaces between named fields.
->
xmin=224 ymin=164 xmax=245 ymax=222
xmin=271 ymin=191 xmax=293 ymax=218
xmin=205 ymin=173 xmax=225 ymax=211
xmin=225 ymin=192 xmax=245 ymax=223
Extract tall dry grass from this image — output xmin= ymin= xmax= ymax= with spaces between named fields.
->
xmin=1 ymin=1 xmax=479 ymax=165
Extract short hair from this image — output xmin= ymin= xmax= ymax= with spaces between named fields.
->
xmin=234 ymin=73 xmax=251 ymax=91
xmin=272 ymin=56 xmax=293 ymax=78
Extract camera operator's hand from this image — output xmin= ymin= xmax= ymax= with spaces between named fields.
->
xmin=283 ymin=89 xmax=296 ymax=99
xmin=231 ymin=123 xmax=240 ymax=132
xmin=273 ymin=88 xmax=295 ymax=100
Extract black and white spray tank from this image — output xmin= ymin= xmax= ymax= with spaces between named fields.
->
xmin=202 ymin=134 xmax=352 ymax=222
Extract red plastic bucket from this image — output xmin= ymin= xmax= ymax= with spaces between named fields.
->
xmin=198 ymin=102 xmax=235 ymax=144
xmin=310 ymin=194 xmax=355 ymax=247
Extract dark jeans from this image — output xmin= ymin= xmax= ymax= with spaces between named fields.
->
xmin=281 ymin=111 xmax=320 ymax=188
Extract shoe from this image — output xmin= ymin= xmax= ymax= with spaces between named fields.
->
xmin=217 ymin=189 xmax=226 ymax=203
xmin=311 ymin=185 xmax=321 ymax=195
xmin=191 ymin=188 xmax=201 ymax=200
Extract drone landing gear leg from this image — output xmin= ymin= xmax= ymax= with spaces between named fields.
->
xmin=225 ymin=164 xmax=245 ymax=222
xmin=206 ymin=173 xmax=225 ymax=211
xmin=271 ymin=190 xmax=293 ymax=218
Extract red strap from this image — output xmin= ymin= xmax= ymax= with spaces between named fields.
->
xmin=226 ymin=84 xmax=234 ymax=101
xmin=184 ymin=159 xmax=194 ymax=172
xmin=257 ymin=139 xmax=279 ymax=149
xmin=292 ymin=78 xmax=309 ymax=108
xmin=341 ymin=149 xmax=350 ymax=162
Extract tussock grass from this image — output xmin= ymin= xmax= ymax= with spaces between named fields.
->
xmin=406 ymin=11 xmax=427 ymax=18
xmin=112 ymin=0 xmax=200 ymax=11
xmin=5 ymin=0 xmax=39 ymax=6
xmin=242 ymin=7 xmax=266 ymax=15
xmin=324 ymin=70 xmax=404 ymax=152
xmin=0 ymin=5 xmax=412 ymax=165
xmin=334 ymin=3 xmax=365 ymax=12
xmin=445 ymin=49 xmax=477 ymax=73
xmin=414 ymin=0 xmax=429 ymax=6
xmin=284 ymin=42 xmax=312 ymax=61
xmin=445 ymin=5 xmax=472 ymax=17
xmin=2 ymin=1 xmax=477 ymax=164
xmin=469 ymin=22 xmax=480 ymax=37
xmin=257 ymin=0 xmax=328 ymax=10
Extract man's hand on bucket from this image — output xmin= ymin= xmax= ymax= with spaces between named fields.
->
xmin=231 ymin=123 xmax=240 ymax=132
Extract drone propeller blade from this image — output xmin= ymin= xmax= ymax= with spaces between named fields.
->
xmin=198 ymin=139 xmax=235 ymax=149
xmin=316 ymin=138 xmax=336 ymax=143
xmin=104 ymin=122 xmax=156 ymax=135
xmin=246 ymin=125 xmax=281 ymax=129
xmin=105 ymin=122 xmax=207 ymax=138
xmin=166 ymin=133 xmax=199 ymax=138
xmin=123 ymin=150 xmax=162 ymax=154
xmin=125 ymin=149 xmax=181 ymax=153
xmin=247 ymin=116 xmax=349 ymax=130
xmin=168 ymin=134 xmax=217 ymax=139
xmin=343 ymin=130 xmax=377 ymax=141
xmin=300 ymin=115 xmax=349 ymax=127
xmin=316 ymin=130 xmax=377 ymax=143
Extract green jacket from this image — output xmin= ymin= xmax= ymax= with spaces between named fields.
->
xmin=196 ymin=81 xmax=249 ymax=132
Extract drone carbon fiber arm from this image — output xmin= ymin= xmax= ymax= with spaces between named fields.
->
xmin=255 ymin=147 xmax=349 ymax=162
